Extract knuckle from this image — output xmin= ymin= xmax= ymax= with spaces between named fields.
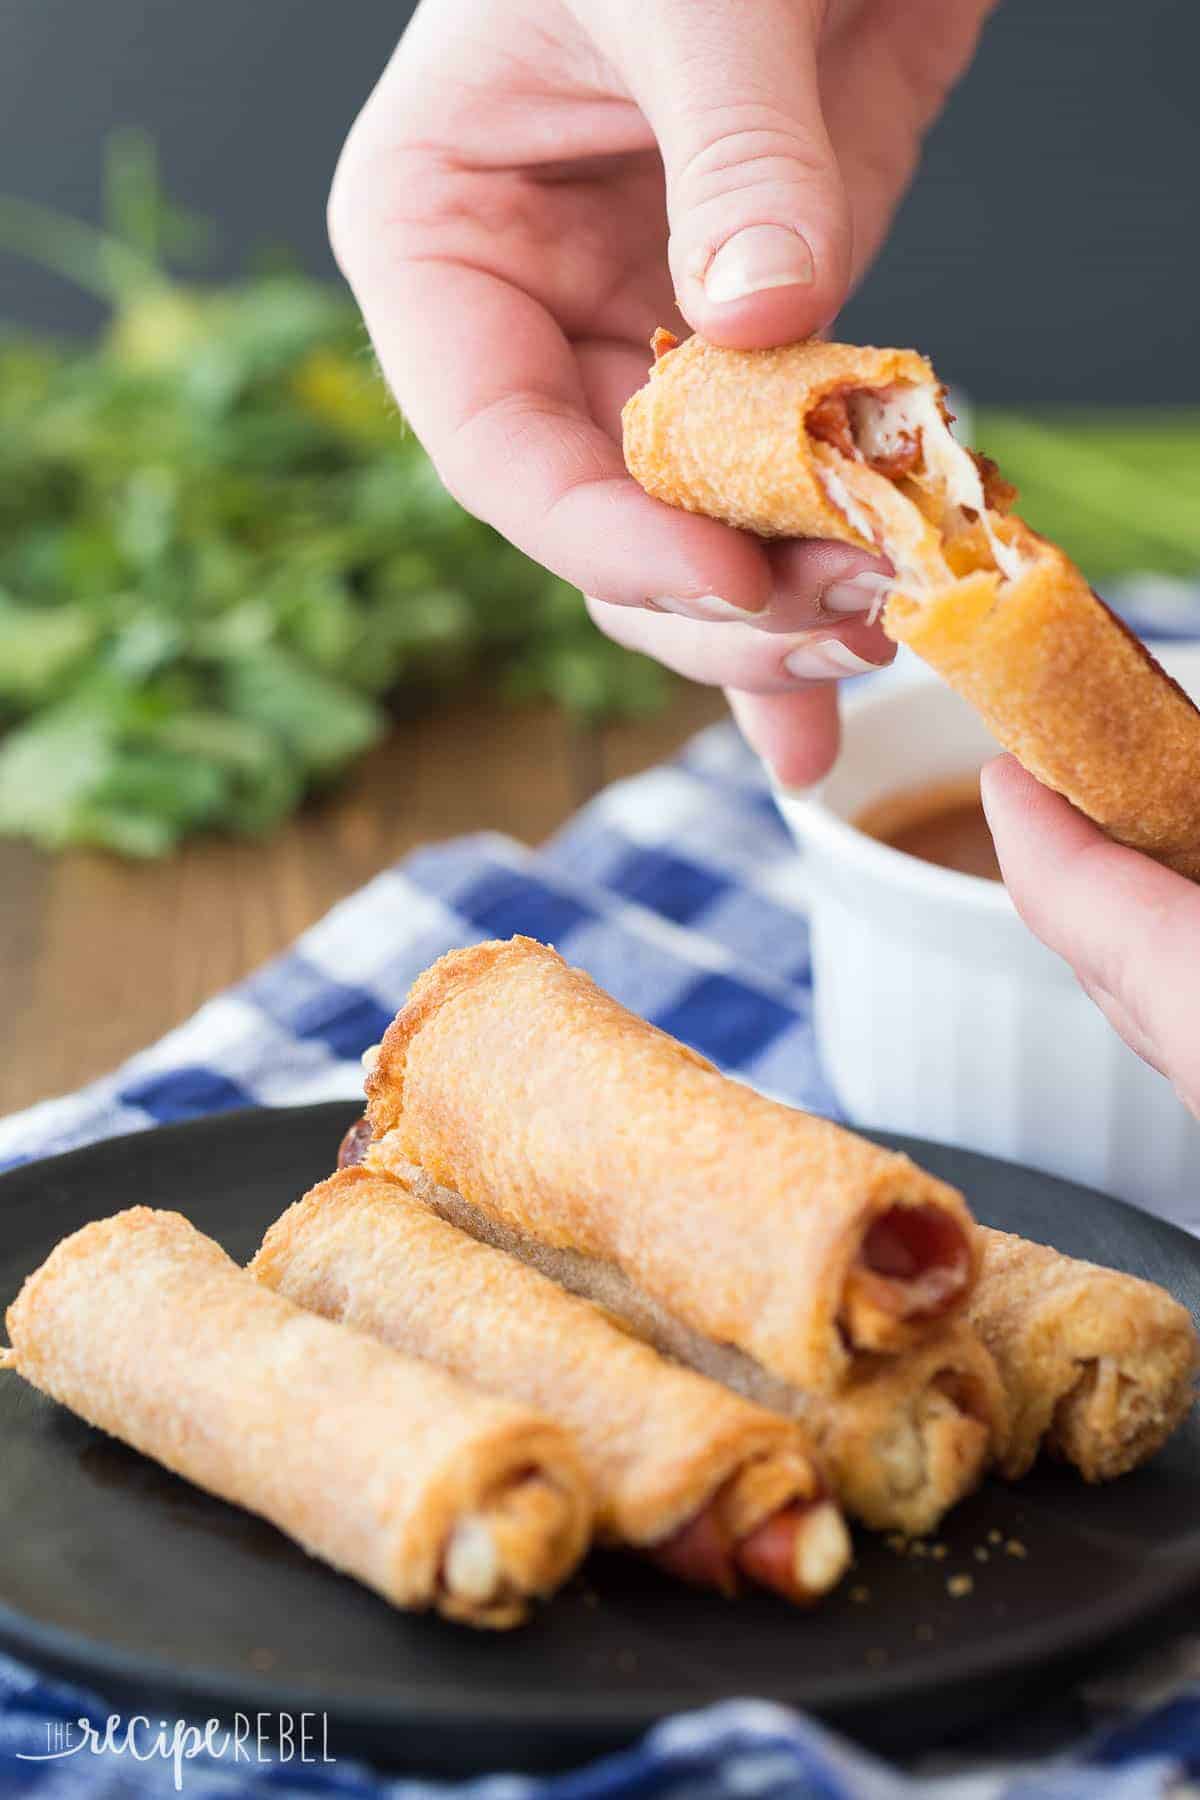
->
xmin=326 ymin=122 xmax=385 ymax=276
xmin=672 ymin=103 xmax=832 ymax=209
xmin=439 ymin=390 xmax=614 ymax=528
xmin=327 ymin=123 xmax=444 ymax=277
xmin=326 ymin=157 xmax=359 ymax=275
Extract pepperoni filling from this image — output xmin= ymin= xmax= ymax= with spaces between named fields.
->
xmin=840 ymin=1205 xmax=971 ymax=1352
xmin=861 ymin=1205 xmax=968 ymax=1288
xmin=649 ymin=1502 xmax=738 ymax=1595
xmin=337 ymin=1116 xmax=372 ymax=1169
xmin=807 ymin=389 xmax=858 ymax=460
xmin=648 ymin=1495 xmax=850 ymax=1604
xmin=806 ymin=381 xmax=1027 ymax=590
xmin=808 ymin=386 xmax=920 ymax=478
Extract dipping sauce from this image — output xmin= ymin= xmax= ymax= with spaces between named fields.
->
xmin=854 ymin=774 xmax=1001 ymax=882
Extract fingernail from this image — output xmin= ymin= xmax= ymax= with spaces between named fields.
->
xmin=704 ymin=225 xmax=816 ymax=305
xmin=821 ymin=572 xmax=894 ymax=616
xmin=652 ymin=592 xmax=763 ymax=622
xmin=784 ymin=638 xmax=881 ymax=680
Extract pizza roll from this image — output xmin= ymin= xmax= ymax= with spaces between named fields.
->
xmin=970 ymin=1227 xmax=1198 ymax=1481
xmin=363 ymin=937 xmax=979 ymax=1398
xmin=354 ymin=1146 xmax=1006 ymax=1538
xmin=622 ymin=331 xmax=1200 ymax=879
xmin=1 ymin=1208 xmax=591 ymax=1628
xmin=252 ymin=1166 xmax=851 ymax=1604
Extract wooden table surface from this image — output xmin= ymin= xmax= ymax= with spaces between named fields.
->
xmin=1 ymin=687 xmax=726 ymax=1118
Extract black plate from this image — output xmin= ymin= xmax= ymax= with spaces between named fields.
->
xmin=1 ymin=1104 xmax=1199 ymax=1773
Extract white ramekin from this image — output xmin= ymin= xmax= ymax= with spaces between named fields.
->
xmin=776 ymin=645 xmax=1200 ymax=1222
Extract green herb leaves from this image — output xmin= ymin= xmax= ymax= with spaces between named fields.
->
xmin=0 ymin=141 xmax=665 ymax=856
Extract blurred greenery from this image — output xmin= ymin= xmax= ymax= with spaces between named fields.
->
xmin=0 ymin=133 xmax=667 ymax=857
xmin=974 ymin=409 xmax=1200 ymax=582
xmin=1 ymin=136 xmax=1197 ymax=857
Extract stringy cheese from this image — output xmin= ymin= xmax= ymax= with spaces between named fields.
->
xmin=820 ymin=385 xmax=1026 ymax=592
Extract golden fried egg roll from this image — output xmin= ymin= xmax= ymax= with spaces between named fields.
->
xmin=363 ymin=937 xmax=979 ymax=1398
xmin=623 ymin=331 xmax=1200 ymax=880
xmin=252 ymin=1166 xmax=851 ymax=1605
xmin=347 ymin=1140 xmax=1005 ymax=1538
xmin=970 ymin=1227 xmax=1198 ymax=1481
xmin=1 ymin=1207 xmax=591 ymax=1628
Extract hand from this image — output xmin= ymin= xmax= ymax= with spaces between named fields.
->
xmin=982 ymin=756 xmax=1200 ymax=1117
xmin=330 ymin=0 xmax=995 ymax=784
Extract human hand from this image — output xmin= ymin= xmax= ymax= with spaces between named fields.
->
xmin=330 ymin=0 xmax=995 ymax=784
xmin=982 ymin=756 xmax=1200 ymax=1117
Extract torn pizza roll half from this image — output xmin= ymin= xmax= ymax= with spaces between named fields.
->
xmin=252 ymin=1166 xmax=852 ymax=1603
xmin=343 ymin=1138 xmax=1006 ymax=1537
xmin=362 ymin=937 xmax=978 ymax=1397
xmin=1 ymin=1208 xmax=590 ymax=1628
xmin=623 ymin=331 xmax=1200 ymax=879
xmin=970 ymin=1227 xmax=1198 ymax=1482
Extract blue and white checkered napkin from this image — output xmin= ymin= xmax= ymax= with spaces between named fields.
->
xmin=4 ymin=702 xmax=1200 ymax=1798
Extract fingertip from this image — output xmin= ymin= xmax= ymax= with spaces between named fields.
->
xmin=979 ymin=753 xmax=1025 ymax=817
xmin=764 ymin=539 xmax=894 ymax=626
xmin=980 ymin=756 xmax=1099 ymax=856
xmin=727 ymin=686 xmax=840 ymax=789
xmin=672 ymin=213 xmax=850 ymax=350
xmin=837 ymin=618 xmax=897 ymax=669
xmin=682 ymin=278 xmax=840 ymax=352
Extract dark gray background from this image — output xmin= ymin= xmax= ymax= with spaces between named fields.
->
xmin=1 ymin=0 xmax=1194 ymax=402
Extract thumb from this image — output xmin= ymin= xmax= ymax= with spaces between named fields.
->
xmin=604 ymin=0 xmax=851 ymax=347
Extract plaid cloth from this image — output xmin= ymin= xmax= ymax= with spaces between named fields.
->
xmin=4 ymin=625 xmax=1200 ymax=1796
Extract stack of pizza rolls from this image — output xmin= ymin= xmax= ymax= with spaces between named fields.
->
xmin=251 ymin=1167 xmax=853 ymax=1603
xmin=355 ymin=936 xmax=1002 ymax=1537
xmin=347 ymin=937 xmax=1197 ymax=1534
xmin=1 ymin=1208 xmax=592 ymax=1628
xmin=622 ymin=331 xmax=1200 ymax=880
xmin=5 ymin=938 xmax=1195 ymax=1629
xmin=351 ymin=1146 xmax=1002 ymax=1539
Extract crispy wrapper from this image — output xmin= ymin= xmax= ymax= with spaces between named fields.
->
xmin=623 ymin=333 xmax=934 ymax=542
xmin=888 ymin=555 xmax=1200 ymax=879
xmin=362 ymin=1145 xmax=1007 ymax=1537
xmin=622 ymin=331 xmax=1200 ymax=878
xmin=364 ymin=938 xmax=979 ymax=1396
xmin=970 ymin=1227 xmax=1199 ymax=1481
xmin=2 ymin=1208 xmax=591 ymax=1628
xmin=253 ymin=1168 xmax=851 ymax=1602
xmin=816 ymin=1329 xmax=1006 ymax=1536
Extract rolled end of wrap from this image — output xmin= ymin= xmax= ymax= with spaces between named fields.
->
xmin=1046 ymin=1346 xmax=1198 ymax=1485
xmin=974 ymin=1228 xmax=1200 ymax=1483
xmin=438 ymin=1461 xmax=592 ymax=1628
xmin=839 ymin=1192 xmax=979 ymax=1355
xmin=819 ymin=1325 xmax=1008 ymax=1537
xmin=647 ymin=1458 xmax=851 ymax=1606
xmin=365 ymin=938 xmax=522 ymax=1142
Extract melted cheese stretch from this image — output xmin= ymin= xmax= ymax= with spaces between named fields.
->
xmin=821 ymin=385 xmax=1025 ymax=591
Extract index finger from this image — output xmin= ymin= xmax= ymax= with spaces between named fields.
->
xmin=332 ymin=183 xmax=776 ymax=613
